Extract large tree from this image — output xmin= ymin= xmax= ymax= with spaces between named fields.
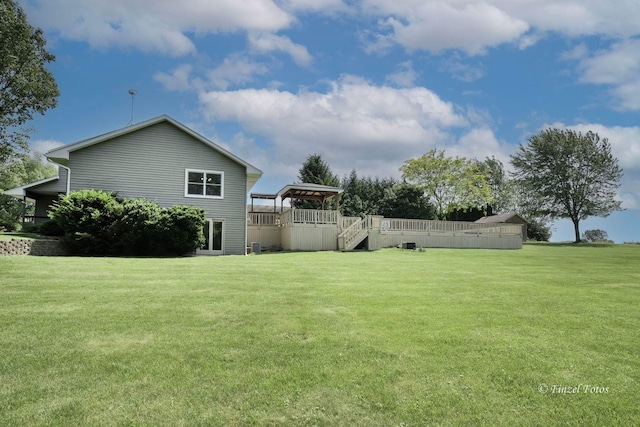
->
xmin=400 ymin=149 xmax=492 ymax=219
xmin=1 ymin=0 xmax=59 ymax=164
xmin=510 ymin=128 xmax=623 ymax=243
xmin=295 ymin=154 xmax=340 ymax=209
xmin=379 ymin=182 xmax=436 ymax=220
xmin=475 ymin=156 xmax=511 ymax=213
xmin=340 ymin=169 xmax=397 ymax=217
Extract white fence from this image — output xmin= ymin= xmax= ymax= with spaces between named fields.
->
xmin=380 ymin=218 xmax=522 ymax=236
xmin=247 ymin=211 xmax=524 ymax=250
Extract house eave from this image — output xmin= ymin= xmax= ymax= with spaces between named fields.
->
xmin=45 ymin=114 xmax=263 ymax=186
xmin=3 ymin=176 xmax=60 ymax=198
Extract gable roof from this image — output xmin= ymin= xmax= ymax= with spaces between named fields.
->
xmin=3 ymin=176 xmax=60 ymax=197
xmin=46 ymin=115 xmax=263 ymax=189
xmin=277 ymin=183 xmax=343 ymax=202
xmin=475 ymin=212 xmax=528 ymax=224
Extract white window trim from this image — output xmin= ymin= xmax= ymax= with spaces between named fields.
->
xmin=184 ymin=169 xmax=224 ymax=199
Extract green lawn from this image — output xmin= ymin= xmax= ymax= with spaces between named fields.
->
xmin=1 ymin=244 xmax=638 ymax=426
xmin=0 ymin=232 xmax=39 ymax=241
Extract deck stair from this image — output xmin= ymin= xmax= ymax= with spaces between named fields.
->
xmin=338 ymin=217 xmax=369 ymax=251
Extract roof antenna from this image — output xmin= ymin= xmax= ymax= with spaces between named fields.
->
xmin=127 ymin=89 xmax=137 ymax=126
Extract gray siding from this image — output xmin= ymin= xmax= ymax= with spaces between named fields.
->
xmin=68 ymin=122 xmax=248 ymax=255
xmin=30 ymin=167 xmax=68 ymax=194
xmin=25 ymin=168 xmax=68 ymax=221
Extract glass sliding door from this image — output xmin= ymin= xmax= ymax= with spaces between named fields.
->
xmin=198 ymin=218 xmax=224 ymax=255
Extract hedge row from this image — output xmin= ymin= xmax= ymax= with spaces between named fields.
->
xmin=48 ymin=190 xmax=205 ymax=256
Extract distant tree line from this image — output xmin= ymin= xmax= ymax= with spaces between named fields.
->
xmin=296 ymin=155 xmax=436 ymax=220
xmin=297 ymin=127 xmax=623 ymax=243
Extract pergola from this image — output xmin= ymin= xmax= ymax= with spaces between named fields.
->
xmin=250 ymin=183 xmax=343 ymax=212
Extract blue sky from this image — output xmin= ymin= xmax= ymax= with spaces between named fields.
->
xmin=18 ymin=0 xmax=640 ymax=242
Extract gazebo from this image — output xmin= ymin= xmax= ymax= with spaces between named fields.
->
xmin=250 ymin=183 xmax=343 ymax=213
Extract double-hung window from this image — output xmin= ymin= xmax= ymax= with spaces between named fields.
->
xmin=185 ymin=169 xmax=224 ymax=198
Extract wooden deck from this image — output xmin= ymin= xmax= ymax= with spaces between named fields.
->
xmin=247 ymin=209 xmax=524 ymax=251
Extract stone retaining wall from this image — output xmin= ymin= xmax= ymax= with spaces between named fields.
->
xmin=0 ymin=239 xmax=68 ymax=256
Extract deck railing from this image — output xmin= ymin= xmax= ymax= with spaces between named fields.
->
xmin=280 ymin=209 xmax=339 ymax=225
xmin=380 ymin=218 xmax=522 ymax=235
xmin=248 ymin=212 xmax=280 ymax=226
xmin=341 ymin=216 xmax=360 ymax=230
xmin=22 ymin=215 xmax=50 ymax=224
xmin=248 ymin=211 xmax=521 ymax=237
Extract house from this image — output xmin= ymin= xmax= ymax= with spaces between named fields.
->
xmin=5 ymin=115 xmax=263 ymax=255
xmin=475 ymin=212 xmax=528 ymax=241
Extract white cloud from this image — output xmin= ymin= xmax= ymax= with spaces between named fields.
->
xmin=206 ymin=55 xmax=270 ymax=90
xmin=23 ymin=0 xmax=294 ymax=56
xmin=154 ymin=64 xmax=195 ymax=91
xmin=560 ymin=43 xmax=589 ymax=62
xmin=576 ymin=39 xmax=640 ymax=110
xmin=439 ymin=54 xmax=485 ymax=82
xmin=155 ymin=57 xmax=270 ymax=92
xmin=21 ymin=0 xmax=640 ymax=60
xmin=379 ymin=2 xmax=529 ymax=55
xmin=361 ymin=1 xmax=528 ymax=55
xmin=30 ymin=139 xmax=63 ymax=154
xmin=444 ymin=127 xmax=512 ymax=166
xmin=385 ymin=61 xmax=419 ymax=87
xmin=496 ymin=0 xmax=640 ymax=39
xmin=198 ymin=76 xmax=469 ymax=178
xmin=361 ymin=0 xmax=640 ymax=55
xmin=248 ymin=33 xmax=313 ymax=67
xmin=279 ymin=0 xmax=349 ymax=14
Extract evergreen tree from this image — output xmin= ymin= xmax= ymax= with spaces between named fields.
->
xmin=294 ymin=154 xmax=340 ymax=209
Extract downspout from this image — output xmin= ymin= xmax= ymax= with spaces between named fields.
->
xmin=244 ymin=176 xmax=248 ymax=255
xmin=57 ymin=164 xmax=71 ymax=195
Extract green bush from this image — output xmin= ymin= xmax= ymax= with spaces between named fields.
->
xmin=21 ymin=222 xmax=40 ymax=233
xmin=158 ymin=205 xmax=206 ymax=255
xmin=49 ymin=190 xmax=205 ymax=256
xmin=50 ymin=190 xmax=123 ymax=255
xmin=113 ymin=198 xmax=163 ymax=255
xmin=38 ymin=219 xmax=64 ymax=236
xmin=527 ymin=219 xmax=551 ymax=241
xmin=582 ymin=229 xmax=612 ymax=243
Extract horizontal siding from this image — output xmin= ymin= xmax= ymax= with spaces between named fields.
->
xmin=31 ymin=167 xmax=68 ymax=193
xmin=68 ymin=122 xmax=248 ymax=255
xmin=287 ymin=224 xmax=339 ymax=251
xmin=247 ymin=225 xmax=282 ymax=248
xmin=248 ymin=225 xmax=522 ymax=251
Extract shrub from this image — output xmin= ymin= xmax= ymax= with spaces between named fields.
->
xmin=158 ymin=205 xmax=206 ymax=256
xmin=49 ymin=190 xmax=205 ymax=256
xmin=527 ymin=219 xmax=551 ymax=241
xmin=21 ymin=222 xmax=40 ymax=233
xmin=50 ymin=190 xmax=123 ymax=255
xmin=38 ymin=219 xmax=64 ymax=236
xmin=582 ymin=229 xmax=612 ymax=243
xmin=113 ymin=198 xmax=163 ymax=255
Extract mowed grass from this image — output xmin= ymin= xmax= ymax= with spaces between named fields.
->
xmin=1 ymin=244 xmax=638 ymax=426
xmin=0 ymin=232 xmax=39 ymax=241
